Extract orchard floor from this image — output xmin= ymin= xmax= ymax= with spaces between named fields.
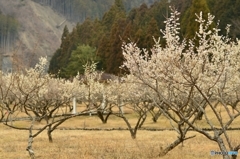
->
xmin=0 ymin=127 xmax=239 ymax=159
xmin=1 ymin=105 xmax=240 ymax=159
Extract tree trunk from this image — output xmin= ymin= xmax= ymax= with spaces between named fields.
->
xmin=216 ymin=137 xmax=230 ymax=159
xmin=159 ymin=138 xmax=183 ymax=157
xmin=131 ymin=132 xmax=136 ymax=139
xmin=26 ymin=125 xmax=35 ymax=159
xmin=231 ymin=155 xmax=237 ymax=159
xmin=47 ymin=125 xmax=53 ymax=143
xmin=196 ymin=111 xmax=203 ymax=120
xmin=97 ymin=110 xmax=105 ymax=123
xmin=121 ymin=115 xmax=137 ymax=139
xmin=103 ymin=111 xmax=112 ymax=124
xmin=26 ymin=136 xmax=34 ymax=159
xmin=152 ymin=110 xmax=162 ymax=122
xmin=138 ymin=115 xmax=146 ymax=128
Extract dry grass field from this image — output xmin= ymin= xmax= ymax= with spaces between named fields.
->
xmin=0 ymin=106 xmax=240 ymax=159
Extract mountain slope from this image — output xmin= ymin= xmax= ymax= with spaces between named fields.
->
xmin=0 ymin=0 xmax=74 ymax=70
xmin=33 ymin=0 xmax=160 ymax=22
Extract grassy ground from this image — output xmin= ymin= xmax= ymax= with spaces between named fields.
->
xmin=0 ymin=105 xmax=240 ymax=159
xmin=0 ymin=128 xmax=239 ymax=159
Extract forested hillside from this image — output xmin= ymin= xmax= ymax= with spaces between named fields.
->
xmin=48 ymin=0 xmax=240 ymax=78
xmin=0 ymin=10 xmax=18 ymax=55
xmin=0 ymin=0 xmax=161 ymax=73
xmin=33 ymin=0 xmax=160 ymax=22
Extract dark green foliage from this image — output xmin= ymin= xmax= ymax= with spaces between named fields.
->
xmin=61 ymin=25 xmax=69 ymax=44
xmin=144 ymin=18 xmax=159 ymax=50
xmin=178 ymin=0 xmax=240 ymax=39
xmin=48 ymin=48 xmax=61 ymax=75
xmin=102 ymin=0 xmax=126 ymax=31
xmin=209 ymin=0 xmax=240 ymax=38
xmin=181 ymin=0 xmax=211 ymax=39
xmin=106 ymin=18 xmax=127 ymax=74
xmin=49 ymin=25 xmax=77 ymax=76
xmin=49 ymin=0 xmax=240 ymax=78
xmin=60 ymin=45 xmax=98 ymax=78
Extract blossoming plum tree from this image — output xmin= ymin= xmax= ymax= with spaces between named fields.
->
xmin=122 ymin=9 xmax=240 ymax=159
xmin=1 ymin=57 xmax=91 ymax=158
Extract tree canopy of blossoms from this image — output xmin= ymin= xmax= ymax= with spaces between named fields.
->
xmin=122 ymin=9 xmax=240 ymax=159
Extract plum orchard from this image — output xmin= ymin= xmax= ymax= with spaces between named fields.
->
xmin=122 ymin=9 xmax=240 ymax=159
xmin=0 ymin=57 xmax=85 ymax=158
xmin=0 ymin=9 xmax=240 ymax=159
xmin=0 ymin=57 xmax=147 ymax=158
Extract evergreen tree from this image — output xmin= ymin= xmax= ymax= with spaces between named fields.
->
xmin=123 ymin=21 xmax=135 ymax=41
xmin=57 ymin=27 xmax=79 ymax=78
xmin=49 ymin=0 xmax=240 ymax=77
xmin=76 ymin=18 xmax=94 ymax=45
xmin=61 ymin=25 xmax=69 ymax=46
xmin=134 ymin=28 xmax=145 ymax=48
xmin=106 ymin=18 xmax=127 ymax=74
xmin=181 ymin=0 xmax=211 ymax=40
xmin=210 ymin=0 xmax=240 ymax=38
xmin=144 ymin=18 xmax=159 ymax=50
xmin=61 ymin=45 xmax=98 ymax=78
xmin=134 ymin=3 xmax=149 ymax=27
xmin=49 ymin=25 xmax=71 ymax=76
xmin=48 ymin=48 xmax=61 ymax=75
xmin=97 ymin=0 xmax=127 ymax=74
xmin=97 ymin=34 xmax=111 ymax=71
xmin=102 ymin=0 xmax=126 ymax=31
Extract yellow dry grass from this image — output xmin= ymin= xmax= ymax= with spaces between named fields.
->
xmin=0 ymin=128 xmax=239 ymax=159
xmin=0 ymin=104 xmax=240 ymax=159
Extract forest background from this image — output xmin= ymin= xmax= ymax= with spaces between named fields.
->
xmin=0 ymin=0 xmax=240 ymax=77
xmin=48 ymin=0 xmax=240 ymax=78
